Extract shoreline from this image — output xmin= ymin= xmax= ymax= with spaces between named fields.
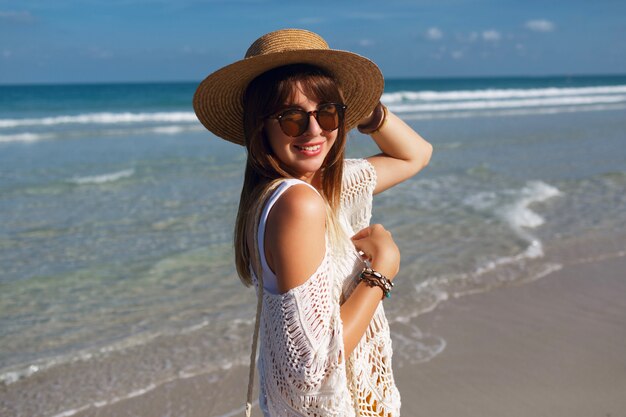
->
xmin=59 ymin=247 xmax=626 ymax=417
xmin=398 ymin=252 xmax=626 ymax=417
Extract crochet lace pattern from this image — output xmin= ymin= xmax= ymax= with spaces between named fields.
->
xmin=252 ymin=159 xmax=401 ymax=417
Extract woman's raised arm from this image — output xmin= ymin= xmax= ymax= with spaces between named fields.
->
xmin=364 ymin=108 xmax=433 ymax=195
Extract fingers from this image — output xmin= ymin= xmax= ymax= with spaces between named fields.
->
xmin=351 ymin=224 xmax=394 ymax=261
xmin=351 ymin=227 xmax=372 ymax=241
xmin=356 ymin=250 xmax=372 ymax=263
xmin=350 ymin=224 xmax=401 ymax=280
xmin=351 ymin=224 xmax=388 ymax=241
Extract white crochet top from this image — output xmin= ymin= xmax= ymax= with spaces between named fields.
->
xmin=251 ymin=159 xmax=401 ymax=417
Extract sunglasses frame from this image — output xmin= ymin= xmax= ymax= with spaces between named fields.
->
xmin=268 ymin=102 xmax=347 ymax=137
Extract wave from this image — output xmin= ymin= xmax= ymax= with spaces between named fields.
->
xmin=0 ymin=111 xmax=198 ymax=129
xmin=0 ymin=329 xmax=163 ymax=386
xmin=69 ymin=169 xmax=135 ymax=185
xmin=1 ymin=318 xmax=251 ymax=417
xmin=0 ymin=124 xmax=204 ymax=143
xmin=389 ymin=322 xmax=447 ymax=366
xmin=390 ymin=180 xmax=564 ymax=332
xmin=49 ymin=383 xmax=159 ymax=417
xmin=465 ymin=181 xmax=561 ymax=228
xmin=0 ymin=132 xmax=55 ymax=143
xmin=464 ymin=180 xmax=561 ymax=250
xmin=380 ymin=84 xmax=626 ymax=118
xmin=382 ymin=84 xmax=626 ymax=103
xmin=398 ymin=103 xmax=626 ymax=120
xmin=2 ymin=84 xmax=624 ymax=134
xmin=386 ymin=94 xmax=626 ymax=113
xmin=405 ymin=261 xmax=563 ymax=329
xmin=1 ymin=85 xmax=623 ymax=144
xmin=501 ymin=181 xmax=561 ymax=230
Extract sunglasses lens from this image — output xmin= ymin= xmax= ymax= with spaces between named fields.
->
xmin=275 ymin=104 xmax=344 ymax=137
xmin=317 ymin=104 xmax=340 ymax=131
xmin=279 ymin=110 xmax=308 ymax=137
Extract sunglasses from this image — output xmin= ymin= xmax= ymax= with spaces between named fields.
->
xmin=269 ymin=103 xmax=347 ymax=137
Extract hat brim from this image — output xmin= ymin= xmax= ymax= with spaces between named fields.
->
xmin=193 ymin=49 xmax=384 ymax=145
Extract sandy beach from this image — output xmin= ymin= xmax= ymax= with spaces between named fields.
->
xmin=399 ymin=250 xmax=626 ymax=417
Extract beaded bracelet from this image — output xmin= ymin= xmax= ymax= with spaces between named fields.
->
xmin=359 ymin=267 xmax=394 ymax=299
xmin=357 ymin=102 xmax=388 ymax=134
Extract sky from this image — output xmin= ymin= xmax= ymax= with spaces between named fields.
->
xmin=1 ymin=0 xmax=625 ymax=84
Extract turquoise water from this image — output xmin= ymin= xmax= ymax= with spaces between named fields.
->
xmin=1 ymin=76 xmax=625 ymax=416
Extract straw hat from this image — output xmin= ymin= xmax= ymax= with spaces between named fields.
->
xmin=193 ymin=28 xmax=384 ymax=146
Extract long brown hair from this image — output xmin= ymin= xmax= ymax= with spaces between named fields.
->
xmin=234 ymin=64 xmax=347 ymax=286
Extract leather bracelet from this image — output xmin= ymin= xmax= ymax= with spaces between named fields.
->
xmin=359 ymin=267 xmax=394 ymax=299
xmin=357 ymin=102 xmax=387 ymax=134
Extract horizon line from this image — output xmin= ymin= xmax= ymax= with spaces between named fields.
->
xmin=2 ymin=72 xmax=626 ymax=88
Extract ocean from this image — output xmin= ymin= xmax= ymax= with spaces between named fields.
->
xmin=1 ymin=75 xmax=625 ymax=416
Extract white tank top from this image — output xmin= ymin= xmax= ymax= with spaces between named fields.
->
xmin=256 ymin=179 xmax=320 ymax=294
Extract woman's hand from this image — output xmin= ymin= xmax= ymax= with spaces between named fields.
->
xmin=351 ymin=224 xmax=400 ymax=280
xmin=341 ymin=224 xmax=400 ymax=355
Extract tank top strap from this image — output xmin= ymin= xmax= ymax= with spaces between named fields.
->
xmin=257 ymin=179 xmax=320 ymax=294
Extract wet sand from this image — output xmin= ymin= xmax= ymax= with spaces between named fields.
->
xmin=398 ymin=253 xmax=626 ymax=417
xmin=68 ymin=252 xmax=626 ymax=417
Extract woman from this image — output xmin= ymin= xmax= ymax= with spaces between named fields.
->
xmin=194 ymin=29 xmax=432 ymax=417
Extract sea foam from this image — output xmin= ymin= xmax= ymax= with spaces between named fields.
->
xmin=69 ymin=169 xmax=135 ymax=185
xmin=397 ymin=103 xmax=626 ymax=120
xmin=464 ymin=180 xmax=561 ymax=251
xmin=382 ymin=84 xmax=626 ymax=103
xmin=409 ymin=181 xmax=563 ymax=304
xmin=0 ymin=132 xmax=54 ymax=143
xmin=0 ymin=111 xmax=197 ymax=129
xmin=500 ymin=181 xmax=562 ymax=230
xmin=387 ymin=94 xmax=626 ymax=113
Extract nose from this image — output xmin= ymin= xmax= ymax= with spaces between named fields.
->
xmin=303 ymin=111 xmax=323 ymax=136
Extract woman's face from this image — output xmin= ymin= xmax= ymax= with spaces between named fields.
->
xmin=264 ymin=82 xmax=338 ymax=185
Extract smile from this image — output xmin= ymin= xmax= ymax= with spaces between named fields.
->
xmin=295 ymin=144 xmax=321 ymax=152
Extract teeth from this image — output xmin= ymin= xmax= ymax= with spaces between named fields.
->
xmin=297 ymin=145 xmax=321 ymax=151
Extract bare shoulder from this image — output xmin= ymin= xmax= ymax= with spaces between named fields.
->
xmin=270 ymin=183 xmax=326 ymax=222
xmin=265 ymin=184 xmax=327 ymax=293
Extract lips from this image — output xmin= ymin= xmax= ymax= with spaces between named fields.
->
xmin=294 ymin=144 xmax=321 ymax=152
xmin=292 ymin=141 xmax=324 ymax=157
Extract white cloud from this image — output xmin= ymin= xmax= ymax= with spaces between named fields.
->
xmin=2 ymin=49 xmax=12 ymax=59
xmin=482 ymin=30 xmax=501 ymax=42
xmin=426 ymin=27 xmax=443 ymax=40
xmin=0 ymin=10 xmax=34 ymax=22
xmin=525 ymin=19 xmax=555 ymax=32
xmin=451 ymin=50 xmax=464 ymax=60
xmin=358 ymin=39 xmax=374 ymax=47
